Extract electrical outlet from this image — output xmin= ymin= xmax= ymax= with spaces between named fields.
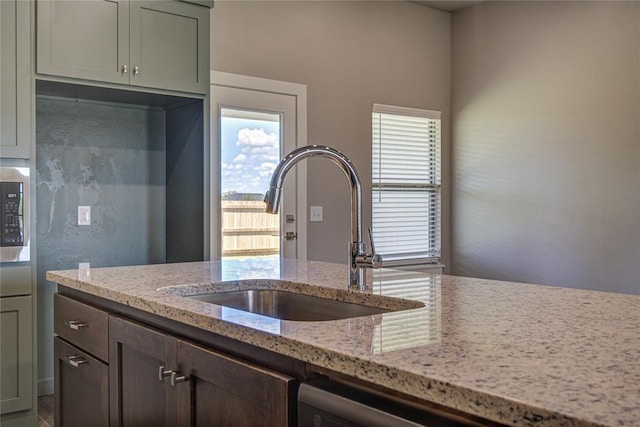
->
xmin=78 ymin=206 xmax=91 ymax=225
xmin=310 ymin=206 xmax=323 ymax=222
xmin=78 ymin=262 xmax=91 ymax=279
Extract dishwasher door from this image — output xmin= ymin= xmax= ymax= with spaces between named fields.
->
xmin=298 ymin=381 xmax=482 ymax=427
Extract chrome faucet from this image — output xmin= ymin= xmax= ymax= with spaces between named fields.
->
xmin=264 ymin=145 xmax=382 ymax=290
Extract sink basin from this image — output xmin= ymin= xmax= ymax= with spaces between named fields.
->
xmin=159 ymin=279 xmax=425 ymax=322
xmin=188 ymin=289 xmax=391 ymax=321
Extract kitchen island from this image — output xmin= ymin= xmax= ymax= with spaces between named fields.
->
xmin=47 ymin=259 xmax=640 ymax=426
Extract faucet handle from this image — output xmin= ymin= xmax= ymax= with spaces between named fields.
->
xmin=368 ymin=228 xmax=377 ymax=254
xmin=368 ymin=228 xmax=383 ymax=269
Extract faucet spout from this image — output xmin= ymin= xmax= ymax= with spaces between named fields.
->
xmin=265 ymin=145 xmax=381 ymax=289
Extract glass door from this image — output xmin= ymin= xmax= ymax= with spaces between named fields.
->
xmin=211 ymin=81 xmax=300 ymax=262
xmin=220 ymin=108 xmax=282 ymax=259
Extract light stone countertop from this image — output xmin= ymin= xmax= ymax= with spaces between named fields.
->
xmin=46 ymin=259 xmax=640 ymax=427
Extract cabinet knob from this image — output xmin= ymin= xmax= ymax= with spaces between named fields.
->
xmin=122 ymin=64 xmax=128 ymax=74
xmin=158 ymin=365 xmax=173 ymax=382
xmin=170 ymin=371 xmax=189 ymax=387
xmin=66 ymin=355 xmax=87 ymax=368
xmin=64 ymin=320 xmax=88 ymax=330
xmin=133 ymin=66 xmax=139 ymax=76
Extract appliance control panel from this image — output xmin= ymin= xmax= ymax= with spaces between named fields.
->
xmin=1 ymin=182 xmax=24 ymax=246
xmin=0 ymin=167 xmax=30 ymax=262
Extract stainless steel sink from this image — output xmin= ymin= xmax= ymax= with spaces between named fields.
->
xmin=188 ymin=289 xmax=391 ymax=321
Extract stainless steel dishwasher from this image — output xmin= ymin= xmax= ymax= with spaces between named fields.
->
xmin=298 ymin=379 xmax=490 ymax=427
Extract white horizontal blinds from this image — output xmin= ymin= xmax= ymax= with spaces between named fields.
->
xmin=372 ymin=104 xmax=441 ymax=264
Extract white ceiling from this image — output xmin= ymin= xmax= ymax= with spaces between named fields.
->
xmin=412 ymin=0 xmax=485 ymax=12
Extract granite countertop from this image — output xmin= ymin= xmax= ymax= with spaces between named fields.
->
xmin=46 ymin=259 xmax=640 ymax=427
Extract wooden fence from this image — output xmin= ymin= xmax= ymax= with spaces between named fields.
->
xmin=221 ymin=201 xmax=280 ymax=256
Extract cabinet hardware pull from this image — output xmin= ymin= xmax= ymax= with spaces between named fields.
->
xmin=170 ymin=371 xmax=189 ymax=387
xmin=133 ymin=66 xmax=139 ymax=75
xmin=65 ymin=320 xmax=88 ymax=330
xmin=158 ymin=365 xmax=173 ymax=382
xmin=122 ymin=64 xmax=128 ymax=74
xmin=66 ymin=355 xmax=87 ymax=368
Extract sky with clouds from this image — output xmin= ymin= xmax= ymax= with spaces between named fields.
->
xmin=221 ymin=116 xmax=280 ymax=195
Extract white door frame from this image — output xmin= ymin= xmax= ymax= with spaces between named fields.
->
xmin=210 ymin=71 xmax=308 ymax=261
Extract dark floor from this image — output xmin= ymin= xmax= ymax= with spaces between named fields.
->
xmin=38 ymin=395 xmax=54 ymax=427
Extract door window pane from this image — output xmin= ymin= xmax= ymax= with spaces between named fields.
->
xmin=220 ymin=108 xmax=281 ymax=258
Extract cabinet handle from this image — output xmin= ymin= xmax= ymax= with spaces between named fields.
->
xmin=133 ymin=66 xmax=139 ymax=76
xmin=65 ymin=320 xmax=88 ymax=330
xmin=158 ymin=365 xmax=173 ymax=382
xmin=66 ymin=355 xmax=87 ymax=368
xmin=170 ymin=371 xmax=189 ymax=387
xmin=122 ymin=64 xmax=128 ymax=74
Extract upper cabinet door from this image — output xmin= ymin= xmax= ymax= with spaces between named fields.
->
xmin=36 ymin=0 xmax=130 ymax=85
xmin=0 ymin=0 xmax=18 ymax=154
xmin=1 ymin=0 xmax=30 ymax=159
xmin=129 ymin=1 xmax=209 ymax=94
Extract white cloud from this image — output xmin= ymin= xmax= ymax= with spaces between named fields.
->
xmin=223 ymin=126 xmax=281 ymax=194
xmin=236 ymin=128 xmax=278 ymax=148
xmin=260 ymin=162 xmax=277 ymax=170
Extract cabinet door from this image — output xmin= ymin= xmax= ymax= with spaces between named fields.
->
xmin=0 ymin=0 xmax=30 ymax=159
xmin=176 ymin=340 xmax=295 ymax=426
xmin=54 ymin=337 xmax=109 ymax=427
xmin=0 ymin=296 xmax=32 ymax=414
xmin=129 ymin=1 xmax=209 ymax=94
xmin=36 ymin=0 xmax=130 ymax=85
xmin=109 ymin=316 xmax=177 ymax=426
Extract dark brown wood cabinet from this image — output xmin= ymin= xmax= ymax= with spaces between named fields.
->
xmin=53 ymin=294 xmax=110 ymax=427
xmin=54 ymin=338 xmax=109 ymax=427
xmin=176 ymin=340 xmax=295 ymax=426
xmin=107 ymin=315 xmax=295 ymax=427
xmin=109 ymin=316 xmax=178 ymax=426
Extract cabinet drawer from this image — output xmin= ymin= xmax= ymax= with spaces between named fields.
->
xmin=54 ymin=337 xmax=109 ymax=427
xmin=54 ymin=294 xmax=108 ymax=361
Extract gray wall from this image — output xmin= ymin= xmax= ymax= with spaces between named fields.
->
xmin=166 ymin=101 xmax=205 ymax=262
xmin=36 ymin=97 xmax=166 ymax=392
xmin=210 ymin=1 xmax=452 ymax=270
xmin=451 ymin=1 xmax=640 ymax=294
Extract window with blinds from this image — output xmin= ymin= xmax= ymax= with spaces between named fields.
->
xmin=372 ymin=104 xmax=441 ymax=266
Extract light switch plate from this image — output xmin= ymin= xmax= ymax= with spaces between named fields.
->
xmin=310 ymin=206 xmax=323 ymax=222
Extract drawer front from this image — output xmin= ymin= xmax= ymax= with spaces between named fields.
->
xmin=54 ymin=337 xmax=109 ymax=427
xmin=54 ymin=294 xmax=108 ymax=361
xmin=0 ymin=264 xmax=32 ymax=297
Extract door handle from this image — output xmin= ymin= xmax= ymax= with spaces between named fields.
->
xmin=170 ymin=371 xmax=189 ymax=387
xmin=284 ymin=231 xmax=297 ymax=240
xmin=158 ymin=365 xmax=173 ymax=382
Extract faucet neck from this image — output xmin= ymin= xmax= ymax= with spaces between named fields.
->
xmin=266 ymin=145 xmax=377 ymax=289
xmin=266 ymin=145 xmax=363 ymax=245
